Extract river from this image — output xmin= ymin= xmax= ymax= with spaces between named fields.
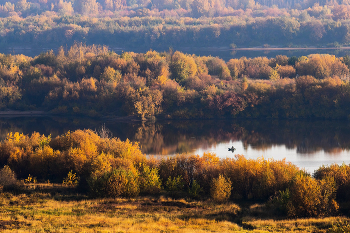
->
xmin=1 ymin=116 xmax=350 ymax=173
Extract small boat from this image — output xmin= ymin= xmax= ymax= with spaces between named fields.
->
xmin=228 ymin=146 xmax=236 ymax=152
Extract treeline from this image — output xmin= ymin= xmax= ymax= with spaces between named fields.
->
xmin=1 ymin=129 xmax=350 ymax=218
xmin=2 ymin=2 xmax=350 ymax=48
xmin=0 ymin=11 xmax=350 ymax=50
xmin=1 ymin=0 xmax=349 ymax=17
xmin=3 ymin=15 xmax=350 ymax=49
xmin=2 ymin=44 xmax=350 ymax=120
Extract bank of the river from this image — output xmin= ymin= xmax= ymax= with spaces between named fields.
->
xmin=231 ymin=46 xmax=350 ymax=51
xmin=4 ymin=45 xmax=350 ymax=60
xmin=0 ymin=111 xmax=49 ymax=117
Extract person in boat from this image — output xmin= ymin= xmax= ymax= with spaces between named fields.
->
xmin=228 ymin=146 xmax=236 ymax=152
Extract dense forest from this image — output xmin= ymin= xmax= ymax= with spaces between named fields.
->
xmin=1 ymin=44 xmax=350 ymax=120
xmin=3 ymin=0 xmax=350 ymax=49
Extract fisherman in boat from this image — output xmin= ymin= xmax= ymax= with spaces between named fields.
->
xmin=228 ymin=146 xmax=236 ymax=152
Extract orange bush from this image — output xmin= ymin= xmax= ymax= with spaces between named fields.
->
xmin=285 ymin=173 xmax=338 ymax=217
xmin=3 ymin=132 xmax=53 ymax=178
xmin=106 ymin=168 xmax=140 ymax=197
xmin=50 ymin=130 xmax=99 ymax=157
xmin=210 ymin=174 xmax=232 ymax=202
xmin=29 ymin=145 xmax=63 ymax=180
xmin=227 ymin=58 xmax=245 ymax=79
xmin=221 ymin=155 xmax=299 ymax=200
xmin=314 ymin=164 xmax=350 ymax=201
xmin=97 ymin=138 xmax=146 ymax=164
xmin=277 ymin=65 xmax=296 ymax=78
xmin=295 ymin=54 xmax=349 ymax=79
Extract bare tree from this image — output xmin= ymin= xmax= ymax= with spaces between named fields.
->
xmin=97 ymin=124 xmax=113 ymax=138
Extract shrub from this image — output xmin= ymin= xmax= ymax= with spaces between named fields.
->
xmin=50 ymin=130 xmax=99 ymax=157
xmin=2 ymin=132 xmax=54 ymax=179
xmin=97 ymin=138 xmax=146 ymax=165
xmin=314 ymin=164 xmax=350 ymax=201
xmin=64 ymin=147 xmax=89 ymax=174
xmin=210 ymin=174 xmax=232 ymax=202
xmin=89 ymin=152 xmax=112 ymax=178
xmin=29 ymin=145 xmax=63 ymax=180
xmin=227 ymin=58 xmax=245 ymax=79
xmin=165 ymin=176 xmax=184 ymax=192
xmin=63 ymin=170 xmax=80 ymax=187
xmin=158 ymin=155 xmax=196 ymax=189
xmin=89 ymin=167 xmax=139 ymax=198
xmin=221 ymin=155 xmax=299 ymax=200
xmin=138 ymin=164 xmax=162 ymax=194
xmin=188 ymin=179 xmax=202 ymax=198
xmin=0 ymin=165 xmax=17 ymax=190
xmin=275 ymin=188 xmax=291 ymax=214
xmin=106 ymin=168 xmax=139 ymax=198
xmin=158 ymin=153 xmax=220 ymax=193
xmin=170 ymin=51 xmax=197 ymax=82
xmin=25 ymin=174 xmax=37 ymax=184
xmin=88 ymin=172 xmax=110 ymax=197
xmin=277 ymin=65 xmax=296 ymax=78
xmin=282 ymin=173 xmax=338 ymax=217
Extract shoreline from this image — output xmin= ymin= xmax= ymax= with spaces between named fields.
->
xmin=231 ymin=46 xmax=350 ymax=51
xmin=0 ymin=110 xmax=49 ymax=116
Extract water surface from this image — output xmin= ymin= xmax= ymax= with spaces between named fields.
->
xmin=1 ymin=117 xmax=350 ymax=173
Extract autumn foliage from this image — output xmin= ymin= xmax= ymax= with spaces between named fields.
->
xmin=2 ymin=45 xmax=350 ymax=120
xmin=0 ymin=129 xmax=348 ymax=217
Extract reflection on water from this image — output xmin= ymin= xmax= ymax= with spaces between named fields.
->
xmin=1 ymin=117 xmax=350 ymax=172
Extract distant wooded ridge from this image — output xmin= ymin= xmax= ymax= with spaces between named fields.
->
xmin=2 ymin=1 xmax=350 ymax=49
xmin=2 ymin=0 xmax=350 ymax=16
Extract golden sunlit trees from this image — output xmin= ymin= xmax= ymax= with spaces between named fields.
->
xmin=227 ymin=58 xmax=246 ymax=79
xmin=333 ymin=5 xmax=350 ymax=20
xmin=314 ymin=164 xmax=350 ymax=201
xmin=100 ymin=66 xmax=122 ymax=82
xmin=137 ymin=50 xmax=170 ymax=86
xmin=57 ymin=0 xmax=74 ymax=15
xmin=0 ymin=44 xmax=350 ymax=120
xmin=295 ymin=54 xmax=349 ymax=79
xmin=205 ymin=57 xmax=231 ymax=80
xmin=210 ymin=174 xmax=232 ymax=202
xmin=0 ymin=129 xmax=346 ymax=218
xmin=277 ymin=65 xmax=296 ymax=78
xmin=282 ymin=173 xmax=338 ymax=217
xmin=133 ymin=88 xmax=163 ymax=120
xmin=170 ymin=51 xmax=197 ymax=83
xmin=75 ymin=0 xmax=100 ymax=15
xmin=245 ymin=57 xmax=272 ymax=80
xmin=221 ymin=155 xmax=300 ymax=200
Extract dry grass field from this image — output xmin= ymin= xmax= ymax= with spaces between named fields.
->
xmin=1 ymin=184 xmax=350 ymax=232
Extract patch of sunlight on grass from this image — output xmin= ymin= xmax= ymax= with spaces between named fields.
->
xmin=2 ymin=192 xmax=350 ymax=232
xmin=244 ymin=216 xmax=346 ymax=232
